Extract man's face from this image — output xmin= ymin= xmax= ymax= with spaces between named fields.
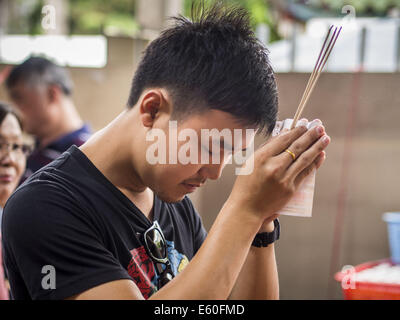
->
xmin=140 ymin=109 xmax=256 ymax=203
xmin=8 ymin=81 xmax=52 ymax=136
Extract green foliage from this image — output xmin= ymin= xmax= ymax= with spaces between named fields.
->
xmin=69 ymin=0 xmax=137 ymax=35
xmin=306 ymin=0 xmax=400 ymax=16
xmin=8 ymin=0 xmax=400 ymax=36
xmin=184 ymin=0 xmax=281 ymax=42
xmin=27 ymin=0 xmax=44 ymax=35
xmin=10 ymin=0 xmax=137 ymax=35
xmin=6 ymin=0 xmax=44 ymax=35
xmin=184 ymin=0 xmax=272 ymax=26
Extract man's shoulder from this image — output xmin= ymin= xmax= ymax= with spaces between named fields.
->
xmin=4 ymin=148 xmax=89 ymax=225
xmin=21 ymin=146 xmax=74 ymax=186
xmin=5 ymin=178 xmax=78 ymax=221
xmin=2 ymin=180 xmax=78 ymax=246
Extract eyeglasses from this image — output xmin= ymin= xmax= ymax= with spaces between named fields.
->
xmin=142 ymin=221 xmax=174 ymax=289
xmin=0 ymin=141 xmax=33 ymax=158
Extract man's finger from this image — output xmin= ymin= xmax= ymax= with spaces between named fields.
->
xmin=315 ymin=151 xmax=326 ymax=170
xmin=258 ymin=125 xmax=308 ymax=158
xmin=273 ymin=125 xmax=326 ymax=173
xmin=287 ymin=135 xmax=330 ymax=182
xmin=293 ymin=151 xmax=326 ymax=187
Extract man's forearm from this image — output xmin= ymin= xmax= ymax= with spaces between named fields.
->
xmin=151 ymin=200 xmax=263 ymax=300
xmin=228 ymin=220 xmax=279 ymax=300
xmin=228 ymin=244 xmax=279 ymax=300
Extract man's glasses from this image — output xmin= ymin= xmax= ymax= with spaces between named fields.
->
xmin=142 ymin=221 xmax=174 ymax=289
xmin=0 ymin=141 xmax=33 ymax=158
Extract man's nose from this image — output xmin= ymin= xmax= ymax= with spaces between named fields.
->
xmin=199 ymin=162 xmax=226 ymax=180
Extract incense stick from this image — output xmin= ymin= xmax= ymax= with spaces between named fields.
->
xmin=291 ymin=25 xmax=342 ymax=129
xmin=292 ymin=25 xmax=333 ymax=125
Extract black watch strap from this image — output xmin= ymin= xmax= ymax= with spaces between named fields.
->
xmin=252 ymin=218 xmax=280 ymax=248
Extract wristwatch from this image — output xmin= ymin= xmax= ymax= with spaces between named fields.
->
xmin=251 ymin=218 xmax=280 ymax=247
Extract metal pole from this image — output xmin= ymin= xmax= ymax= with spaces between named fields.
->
xmin=359 ymin=26 xmax=367 ymax=71
xmin=0 ymin=0 xmax=8 ymax=63
xmin=290 ymin=23 xmax=297 ymax=72
xmin=396 ymin=24 xmax=400 ymax=72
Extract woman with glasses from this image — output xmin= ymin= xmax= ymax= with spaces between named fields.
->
xmin=0 ymin=102 xmax=31 ymax=300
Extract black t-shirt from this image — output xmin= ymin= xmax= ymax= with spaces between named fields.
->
xmin=1 ymin=145 xmax=207 ymax=300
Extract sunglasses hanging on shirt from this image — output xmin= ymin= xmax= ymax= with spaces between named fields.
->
xmin=142 ymin=220 xmax=174 ymax=289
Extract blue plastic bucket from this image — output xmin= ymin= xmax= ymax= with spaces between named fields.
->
xmin=382 ymin=212 xmax=400 ymax=264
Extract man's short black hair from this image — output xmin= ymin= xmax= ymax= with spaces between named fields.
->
xmin=127 ymin=1 xmax=278 ymax=135
xmin=6 ymin=56 xmax=73 ymax=96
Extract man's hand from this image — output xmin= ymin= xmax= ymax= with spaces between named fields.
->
xmin=228 ymin=122 xmax=330 ymax=227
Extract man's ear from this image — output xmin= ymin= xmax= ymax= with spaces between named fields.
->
xmin=139 ymin=89 xmax=170 ymax=128
xmin=47 ymin=85 xmax=62 ymax=104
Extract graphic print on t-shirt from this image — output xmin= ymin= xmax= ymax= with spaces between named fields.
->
xmin=166 ymin=240 xmax=189 ymax=274
xmin=127 ymin=246 xmax=157 ymax=298
xmin=127 ymin=241 xmax=189 ymax=299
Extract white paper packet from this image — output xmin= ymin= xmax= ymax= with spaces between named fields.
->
xmin=272 ymin=119 xmax=321 ymax=217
